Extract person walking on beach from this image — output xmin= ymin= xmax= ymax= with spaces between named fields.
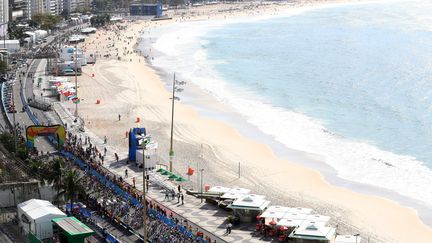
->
xmin=181 ymin=193 xmax=184 ymax=205
xmin=114 ymin=153 xmax=119 ymax=163
xmin=104 ymin=136 xmax=107 ymax=144
xmin=125 ymin=169 xmax=128 ymax=178
xmin=118 ymin=114 xmax=121 ymax=121
xmin=177 ymin=192 xmax=181 ymax=203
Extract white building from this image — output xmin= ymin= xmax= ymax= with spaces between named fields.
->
xmin=0 ymin=0 xmax=8 ymax=27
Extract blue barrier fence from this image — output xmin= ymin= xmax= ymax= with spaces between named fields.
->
xmin=59 ymin=151 xmax=208 ymax=242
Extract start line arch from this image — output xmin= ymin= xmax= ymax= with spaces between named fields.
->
xmin=26 ymin=125 xmax=66 ymax=150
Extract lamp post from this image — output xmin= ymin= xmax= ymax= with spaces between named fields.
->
xmin=142 ymin=142 xmax=147 ymax=242
xmin=200 ymin=169 xmax=204 ymax=203
xmin=354 ymin=233 xmax=360 ymax=243
xmin=168 ymin=73 xmax=185 ymax=172
xmin=74 ymin=45 xmax=78 ymax=118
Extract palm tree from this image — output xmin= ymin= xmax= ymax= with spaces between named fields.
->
xmin=56 ymin=170 xmax=85 ymax=215
xmin=47 ymin=158 xmax=65 ymax=206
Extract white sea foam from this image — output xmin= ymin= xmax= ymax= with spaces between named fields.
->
xmin=146 ymin=2 xmax=432 ymax=207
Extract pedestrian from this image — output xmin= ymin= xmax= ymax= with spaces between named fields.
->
xmin=178 ymin=184 xmax=181 ymax=193
xmin=132 ymin=177 xmax=136 ymax=188
xmin=118 ymin=114 xmax=121 ymax=121
xmin=104 ymin=136 xmax=107 ymax=144
xmin=104 ymin=147 xmax=107 ymax=156
xmin=177 ymin=192 xmax=180 ymax=203
xmin=114 ymin=153 xmax=119 ymax=163
xmin=181 ymin=193 xmax=184 ymax=205
xmin=227 ymin=222 xmax=232 ymax=234
xmin=164 ymin=190 xmax=169 ymax=201
xmin=125 ymin=169 xmax=128 ymax=178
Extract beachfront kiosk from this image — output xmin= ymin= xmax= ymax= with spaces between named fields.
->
xmin=52 ymin=217 xmax=95 ymax=243
xmin=288 ymin=224 xmax=337 ymax=243
xmin=228 ymin=194 xmax=270 ymax=223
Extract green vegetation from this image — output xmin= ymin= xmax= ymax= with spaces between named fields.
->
xmin=0 ymin=132 xmax=28 ymax=160
xmin=7 ymin=21 xmax=27 ymax=41
xmin=0 ymin=60 xmax=7 ymax=74
xmin=56 ymin=170 xmax=85 ymax=210
xmin=32 ymin=13 xmax=62 ymax=30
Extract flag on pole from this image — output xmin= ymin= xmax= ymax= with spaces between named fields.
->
xmin=187 ymin=167 xmax=194 ymax=176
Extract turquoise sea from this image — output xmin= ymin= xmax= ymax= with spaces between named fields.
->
xmin=144 ymin=0 xmax=432 ymax=212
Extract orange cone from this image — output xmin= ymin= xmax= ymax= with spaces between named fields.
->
xmin=96 ymin=99 xmax=100 ymax=104
xmin=136 ymin=117 xmax=140 ymax=123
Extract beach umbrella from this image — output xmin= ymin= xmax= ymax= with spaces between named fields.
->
xmin=175 ymin=177 xmax=187 ymax=182
xmin=269 ymin=220 xmax=277 ymax=226
xmin=161 ymin=171 xmax=171 ymax=176
xmin=277 ymin=226 xmax=288 ymax=231
xmin=156 ymin=168 xmax=166 ymax=173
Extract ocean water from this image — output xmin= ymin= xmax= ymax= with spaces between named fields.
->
xmin=145 ymin=0 xmax=432 ymax=208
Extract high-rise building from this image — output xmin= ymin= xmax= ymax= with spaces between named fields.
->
xmin=63 ymin=0 xmax=90 ymax=14
xmin=0 ymin=0 xmax=9 ymax=24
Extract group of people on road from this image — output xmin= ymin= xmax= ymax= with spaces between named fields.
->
xmin=64 ymin=128 xmax=219 ymax=242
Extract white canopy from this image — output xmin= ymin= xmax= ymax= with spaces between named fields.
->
xmin=287 ymin=207 xmax=313 ymax=214
xmin=300 ymin=220 xmax=328 ymax=228
xmin=289 ymin=224 xmax=336 ymax=241
xmin=208 ymin=186 xmax=231 ymax=194
xmin=277 ymin=218 xmax=304 ymax=227
xmin=305 ymin=214 xmax=331 ymax=223
xmin=265 ymin=205 xmax=291 ymax=212
xmin=282 ymin=212 xmax=309 ymax=220
xmin=335 ymin=235 xmax=361 ymax=243
xmin=260 ymin=210 xmax=286 ymax=219
xmin=221 ymin=187 xmax=250 ymax=199
xmin=229 ymin=194 xmax=270 ymax=211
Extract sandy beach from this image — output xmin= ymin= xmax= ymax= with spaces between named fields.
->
xmin=63 ymin=1 xmax=432 ymax=242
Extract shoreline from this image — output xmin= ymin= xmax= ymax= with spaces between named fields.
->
xmin=145 ymin=0 xmax=432 ymax=226
xmin=69 ymin=1 xmax=432 ymax=242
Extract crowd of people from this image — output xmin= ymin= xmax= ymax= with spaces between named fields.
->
xmin=63 ymin=130 xmax=220 ymax=243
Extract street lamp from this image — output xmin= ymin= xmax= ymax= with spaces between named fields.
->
xmin=354 ymin=233 xmax=360 ymax=243
xmin=168 ymin=72 xmax=185 ymax=172
xmin=200 ymin=168 xmax=204 ymax=203
xmin=142 ymin=142 xmax=147 ymax=242
xmin=73 ymin=45 xmax=78 ymax=118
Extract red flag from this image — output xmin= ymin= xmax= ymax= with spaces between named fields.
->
xmin=187 ymin=167 xmax=194 ymax=176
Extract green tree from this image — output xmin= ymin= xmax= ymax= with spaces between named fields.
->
xmin=0 ymin=60 xmax=7 ymax=74
xmin=46 ymin=157 xmax=65 ymax=206
xmin=32 ymin=13 xmax=62 ymax=30
xmin=56 ymin=170 xmax=84 ymax=213
xmin=7 ymin=21 xmax=26 ymax=42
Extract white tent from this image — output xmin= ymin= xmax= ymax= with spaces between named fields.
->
xmin=282 ymin=212 xmax=309 ymax=220
xmin=287 ymin=207 xmax=313 ymax=215
xmin=221 ymin=187 xmax=250 ymax=199
xmin=228 ymin=194 xmax=270 ymax=211
xmin=18 ymin=199 xmax=66 ymax=240
xmin=335 ymin=235 xmax=361 ymax=243
xmin=277 ymin=218 xmax=304 ymax=228
xmin=305 ymin=214 xmax=331 ymax=224
xmin=208 ymin=186 xmax=231 ymax=194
